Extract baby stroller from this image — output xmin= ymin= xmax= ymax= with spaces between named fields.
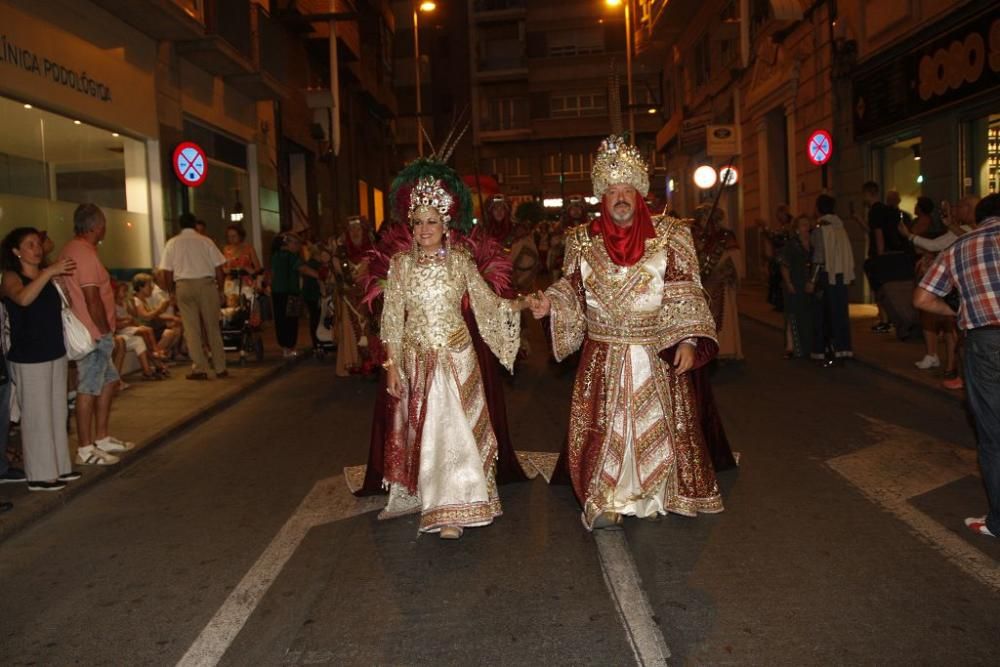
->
xmin=221 ymin=269 xmax=265 ymax=364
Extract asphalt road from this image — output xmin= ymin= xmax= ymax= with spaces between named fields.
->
xmin=1 ymin=317 xmax=997 ymax=666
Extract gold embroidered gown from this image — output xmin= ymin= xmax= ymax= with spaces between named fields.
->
xmin=380 ymin=247 xmax=521 ymax=532
xmin=545 ymin=216 xmax=724 ymax=529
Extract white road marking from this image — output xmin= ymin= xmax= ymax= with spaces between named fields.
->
xmin=827 ymin=415 xmax=999 ymax=592
xmin=594 ymin=530 xmax=671 ymax=666
xmin=180 ymin=474 xmax=669 ymax=667
xmin=176 ymin=477 xmax=384 ymax=667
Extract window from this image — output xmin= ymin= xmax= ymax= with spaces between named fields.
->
xmin=482 ymin=98 xmax=527 ymax=131
xmin=0 ymin=96 xmax=152 ymax=269
xmin=482 ymin=156 xmax=528 ymax=182
xmin=551 ymin=92 xmax=607 ymax=118
xmin=548 ymin=28 xmax=604 ymax=57
xmin=693 ymin=34 xmax=711 ymax=89
xmin=545 ymin=153 xmax=594 ymax=177
xmin=966 ymin=113 xmax=1000 ymax=195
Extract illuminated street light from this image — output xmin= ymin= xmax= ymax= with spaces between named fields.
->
xmin=693 ymin=165 xmax=718 ymax=189
xmin=605 ymin=0 xmax=633 ymax=141
xmin=413 ymin=1 xmax=437 ymax=157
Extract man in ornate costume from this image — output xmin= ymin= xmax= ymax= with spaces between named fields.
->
xmin=530 ymin=136 xmax=723 ymax=530
xmin=333 ymin=215 xmax=373 ymax=376
xmin=693 ymin=204 xmax=743 ymax=360
xmin=376 ymin=162 xmax=526 ymax=540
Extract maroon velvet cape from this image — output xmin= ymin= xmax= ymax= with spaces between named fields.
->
xmin=353 ymin=304 xmax=528 ymax=496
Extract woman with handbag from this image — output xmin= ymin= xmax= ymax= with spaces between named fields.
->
xmin=0 ymin=227 xmax=83 ymax=492
xmin=270 ymin=233 xmax=320 ymax=359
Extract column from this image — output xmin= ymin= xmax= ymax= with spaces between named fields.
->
xmin=785 ymin=101 xmax=798 ymax=213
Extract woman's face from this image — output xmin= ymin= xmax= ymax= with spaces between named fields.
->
xmin=138 ymin=282 xmax=153 ymax=298
xmin=411 ymin=208 xmax=445 ymax=251
xmin=15 ymin=233 xmax=44 ymax=268
xmin=348 ymin=224 xmax=363 ymax=245
xmin=115 ymin=285 xmax=127 ymax=303
xmin=226 ymin=229 xmax=240 ymax=246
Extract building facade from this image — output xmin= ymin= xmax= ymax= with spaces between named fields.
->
xmin=0 ymin=0 xmax=398 ymax=271
xmin=468 ymin=0 xmax=661 ymax=212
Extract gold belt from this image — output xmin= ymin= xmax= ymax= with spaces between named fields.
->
xmin=586 ymin=314 xmax=664 ymax=345
xmin=403 ymin=326 xmax=471 ymax=351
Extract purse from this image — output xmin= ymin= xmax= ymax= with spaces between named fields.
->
xmin=54 ymin=283 xmax=97 ymax=361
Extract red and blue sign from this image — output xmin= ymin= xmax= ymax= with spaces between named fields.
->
xmin=172 ymin=141 xmax=208 ymax=187
xmin=807 ymin=130 xmax=833 ymax=166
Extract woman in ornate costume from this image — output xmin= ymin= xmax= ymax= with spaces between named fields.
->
xmin=693 ymin=204 xmax=743 ymax=360
xmin=333 ymin=215 xmax=373 ymax=376
xmin=372 ymin=162 xmax=527 ymax=539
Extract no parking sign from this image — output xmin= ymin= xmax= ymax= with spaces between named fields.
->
xmin=807 ymin=130 xmax=833 ymax=166
xmin=172 ymin=142 xmax=208 ymax=187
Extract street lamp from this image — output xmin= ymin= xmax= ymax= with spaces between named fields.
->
xmin=605 ymin=0 xmax=634 ymax=142
xmin=693 ymin=165 xmax=718 ymax=189
xmin=414 ymin=1 xmax=436 ymax=158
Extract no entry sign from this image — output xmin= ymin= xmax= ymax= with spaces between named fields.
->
xmin=807 ymin=130 xmax=832 ymax=166
xmin=172 ymin=142 xmax=208 ymax=187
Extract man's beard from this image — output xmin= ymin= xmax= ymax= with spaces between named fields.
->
xmin=610 ymin=203 xmax=633 ymax=225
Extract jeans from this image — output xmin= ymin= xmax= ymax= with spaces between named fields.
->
xmin=76 ymin=334 xmax=119 ymax=395
xmin=964 ymin=328 xmax=1000 ymax=535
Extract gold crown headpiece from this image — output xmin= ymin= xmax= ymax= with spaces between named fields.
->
xmin=592 ymin=135 xmax=649 ymax=198
xmin=408 ymin=176 xmax=454 ymax=225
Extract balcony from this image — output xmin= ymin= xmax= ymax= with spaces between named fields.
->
xmin=177 ymin=0 xmax=254 ymax=77
xmin=88 ymin=0 xmax=205 ymax=40
xmin=227 ymin=5 xmax=290 ymax=99
xmin=634 ymin=0 xmax=702 ymax=57
xmin=473 ymin=0 xmax=527 ymax=22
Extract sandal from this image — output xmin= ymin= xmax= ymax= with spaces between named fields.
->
xmin=141 ymin=371 xmax=164 ymax=381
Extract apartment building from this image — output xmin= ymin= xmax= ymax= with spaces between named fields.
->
xmin=469 ymin=0 xmax=661 ymax=207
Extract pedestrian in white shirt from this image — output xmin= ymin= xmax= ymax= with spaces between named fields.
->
xmin=158 ymin=213 xmax=228 ymax=380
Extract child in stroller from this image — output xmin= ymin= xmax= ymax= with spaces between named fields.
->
xmin=221 ymin=267 xmax=264 ymax=363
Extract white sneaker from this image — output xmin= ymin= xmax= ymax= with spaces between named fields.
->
xmin=76 ymin=445 xmax=120 ymax=466
xmin=915 ymin=354 xmax=940 ymax=370
xmin=95 ymin=436 xmax=135 ymax=453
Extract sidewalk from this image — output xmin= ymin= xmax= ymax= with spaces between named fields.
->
xmin=738 ymin=283 xmax=965 ymax=401
xmin=0 ymin=325 xmax=307 ymax=542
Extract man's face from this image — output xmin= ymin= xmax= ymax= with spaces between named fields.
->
xmin=604 ymin=184 xmax=637 ymax=227
xmin=886 ymin=192 xmax=901 ymax=208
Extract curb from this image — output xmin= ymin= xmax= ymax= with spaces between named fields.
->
xmin=738 ymin=311 xmax=964 ymax=404
xmin=0 ymin=360 xmax=292 ymax=544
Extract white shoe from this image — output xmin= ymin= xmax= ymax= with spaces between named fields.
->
xmin=76 ymin=445 xmax=120 ymax=466
xmin=96 ymin=436 xmax=135 ymax=453
xmin=915 ymin=354 xmax=940 ymax=370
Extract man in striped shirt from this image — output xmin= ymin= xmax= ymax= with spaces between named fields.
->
xmin=915 ymin=193 xmax=1000 ymax=539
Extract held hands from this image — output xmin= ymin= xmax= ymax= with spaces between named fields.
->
xmin=526 ymin=291 xmax=551 ymax=319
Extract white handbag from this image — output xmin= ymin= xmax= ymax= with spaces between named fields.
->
xmin=54 ymin=282 xmax=96 ymax=361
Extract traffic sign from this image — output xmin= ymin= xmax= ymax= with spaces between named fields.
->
xmin=807 ymin=130 xmax=832 ymax=166
xmin=719 ymin=165 xmax=739 ymax=186
xmin=172 ymin=142 xmax=208 ymax=187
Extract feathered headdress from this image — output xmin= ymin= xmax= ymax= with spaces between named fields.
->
xmin=389 ymin=159 xmax=473 ymax=233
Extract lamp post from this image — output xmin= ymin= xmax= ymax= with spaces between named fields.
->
xmin=605 ymin=0 xmax=634 ymax=142
xmin=413 ymin=1 xmax=437 ymax=158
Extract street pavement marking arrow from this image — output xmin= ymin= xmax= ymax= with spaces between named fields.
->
xmin=827 ymin=415 xmax=998 ymax=593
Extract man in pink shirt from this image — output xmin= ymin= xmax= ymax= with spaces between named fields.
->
xmin=59 ymin=204 xmax=135 ymax=466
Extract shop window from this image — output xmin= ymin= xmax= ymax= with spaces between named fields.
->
xmin=0 ymin=96 xmax=151 ymax=269
xmin=966 ymin=113 xmax=1000 ymax=196
xmin=876 ymin=137 xmax=922 ymax=218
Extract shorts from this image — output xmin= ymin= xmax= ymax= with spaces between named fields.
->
xmin=118 ymin=332 xmax=147 ymax=356
xmin=77 ymin=334 xmax=120 ymax=395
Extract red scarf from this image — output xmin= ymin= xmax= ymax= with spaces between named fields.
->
xmin=590 ymin=196 xmax=656 ymax=266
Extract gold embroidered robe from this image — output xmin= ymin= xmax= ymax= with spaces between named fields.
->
xmin=545 ymin=216 xmax=724 ymax=528
xmin=380 ymin=247 xmax=520 ymax=532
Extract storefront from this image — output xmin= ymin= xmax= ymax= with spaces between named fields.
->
xmin=853 ymin=3 xmax=1000 ymax=210
xmin=0 ymin=0 xmax=161 ymax=270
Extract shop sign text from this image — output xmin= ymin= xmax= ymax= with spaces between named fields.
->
xmin=1 ymin=34 xmax=112 ymax=102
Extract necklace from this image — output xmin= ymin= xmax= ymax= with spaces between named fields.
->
xmin=417 ymin=246 xmax=447 ymax=263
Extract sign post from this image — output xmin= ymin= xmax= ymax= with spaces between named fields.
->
xmin=172 ymin=142 xmax=208 ymax=187
xmin=807 ymin=129 xmax=833 ymax=188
